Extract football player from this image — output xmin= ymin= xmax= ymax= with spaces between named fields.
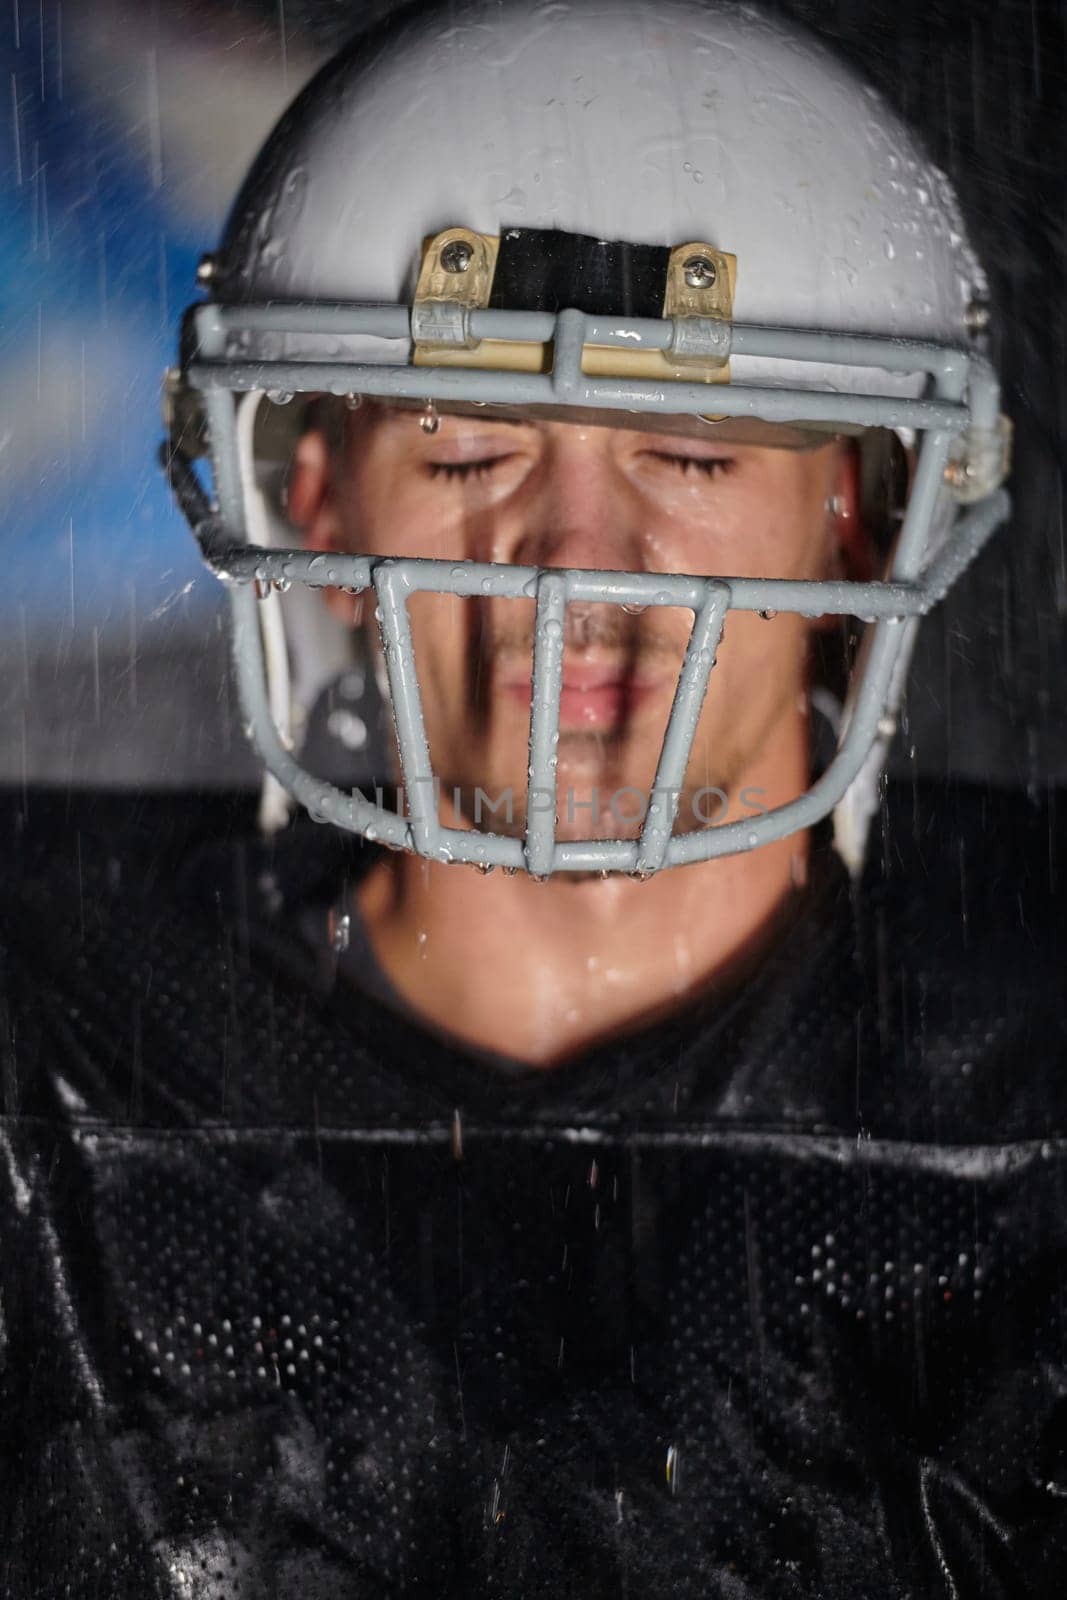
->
xmin=2 ymin=3 xmax=1063 ymax=1596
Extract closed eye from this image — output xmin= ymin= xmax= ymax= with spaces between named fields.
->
xmin=648 ymin=452 xmax=736 ymax=478
xmin=428 ymin=457 xmax=513 ymax=480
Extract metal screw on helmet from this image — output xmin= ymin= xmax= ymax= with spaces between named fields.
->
xmin=683 ymin=254 xmax=717 ymax=289
xmin=196 ymin=253 xmax=218 ymax=287
xmin=440 ymin=239 xmax=474 ymax=274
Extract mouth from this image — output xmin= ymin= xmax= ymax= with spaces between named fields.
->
xmin=499 ymin=661 xmax=664 ymax=730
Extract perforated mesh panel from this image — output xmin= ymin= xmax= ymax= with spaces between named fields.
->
xmin=1 ymin=783 xmax=1065 ymax=1596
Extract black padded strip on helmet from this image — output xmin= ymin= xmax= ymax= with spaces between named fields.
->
xmin=488 ymin=228 xmax=671 ymax=318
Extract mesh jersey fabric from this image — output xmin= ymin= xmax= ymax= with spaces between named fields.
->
xmin=0 ymin=779 xmax=1065 ymax=1598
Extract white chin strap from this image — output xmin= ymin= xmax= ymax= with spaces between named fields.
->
xmin=235 ymin=393 xmax=362 ymax=835
xmin=236 ymin=392 xmax=293 ymax=834
xmin=831 ymin=462 xmax=956 ymax=875
xmin=830 ymin=617 xmax=919 ymax=875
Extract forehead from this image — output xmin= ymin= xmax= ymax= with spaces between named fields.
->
xmin=342 ymin=398 xmax=846 ymax=454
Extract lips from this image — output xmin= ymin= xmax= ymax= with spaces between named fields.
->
xmin=499 ymin=662 xmax=663 ymax=729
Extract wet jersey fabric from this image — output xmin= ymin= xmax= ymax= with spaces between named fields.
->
xmin=1 ymin=782 xmax=1065 ymax=1598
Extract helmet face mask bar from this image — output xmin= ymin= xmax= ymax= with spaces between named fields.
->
xmin=166 ymin=283 xmax=1009 ymax=877
xmin=161 ymin=2 xmax=1011 ymax=879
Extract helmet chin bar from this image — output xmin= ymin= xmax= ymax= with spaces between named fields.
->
xmin=168 ymin=301 xmax=1010 ymax=878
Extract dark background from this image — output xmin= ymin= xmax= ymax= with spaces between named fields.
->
xmin=1 ymin=0 xmax=1063 ymax=793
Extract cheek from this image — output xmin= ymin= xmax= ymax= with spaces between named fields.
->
xmin=735 ymin=464 xmax=825 ymax=569
xmin=638 ymin=469 xmax=830 ymax=581
xmin=345 ymin=469 xmax=512 ymax=566
xmin=684 ymin=612 xmax=810 ymax=784
xmin=754 ymin=514 xmax=830 ymax=580
xmin=406 ymin=594 xmax=470 ymax=670
xmin=403 ymin=597 xmax=511 ymax=712
xmin=342 ymin=460 xmax=446 ymax=557
xmin=707 ymin=613 xmax=812 ymax=720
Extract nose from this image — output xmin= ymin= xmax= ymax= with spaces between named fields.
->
xmin=507 ymin=426 xmax=646 ymax=574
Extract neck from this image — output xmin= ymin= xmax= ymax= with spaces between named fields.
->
xmin=356 ymin=742 xmax=813 ymax=1068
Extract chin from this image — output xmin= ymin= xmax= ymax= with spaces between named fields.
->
xmin=438 ymin=727 xmax=744 ymax=847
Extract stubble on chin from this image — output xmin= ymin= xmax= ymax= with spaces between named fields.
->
xmin=436 ymin=733 xmax=747 ymax=848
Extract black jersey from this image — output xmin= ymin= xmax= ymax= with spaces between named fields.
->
xmin=1 ymin=781 xmax=1065 ymax=1598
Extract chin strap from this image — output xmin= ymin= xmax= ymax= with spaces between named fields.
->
xmin=830 ymin=615 xmax=919 ymax=876
xmin=159 ymin=401 xmax=294 ymax=835
xmin=235 ymin=392 xmax=294 ymax=836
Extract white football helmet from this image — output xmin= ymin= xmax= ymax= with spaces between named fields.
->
xmin=164 ymin=0 xmax=1010 ymax=876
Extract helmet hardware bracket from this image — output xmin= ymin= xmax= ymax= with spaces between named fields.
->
xmin=410 ymin=227 xmax=500 ymax=351
xmin=412 ymin=226 xmax=736 ymax=385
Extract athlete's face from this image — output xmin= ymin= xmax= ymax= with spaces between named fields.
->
xmin=290 ymin=406 xmax=859 ymax=841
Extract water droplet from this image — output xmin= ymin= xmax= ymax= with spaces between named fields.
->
xmin=758 ymin=608 xmax=777 ymax=620
xmin=271 ymin=576 xmax=291 ymax=594
xmin=267 ymin=390 xmax=293 ymax=406
xmin=665 ymin=1445 xmax=680 ymax=1494
xmin=621 ymin=602 xmax=646 ymax=616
